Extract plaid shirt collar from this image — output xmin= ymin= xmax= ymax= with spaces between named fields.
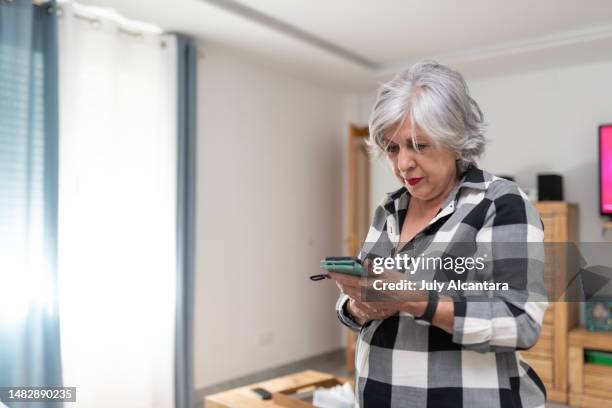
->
xmin=381 ymin=163 xmax=492 ymax=215
xmin=380 ymin=164 xmax=496 ymax=239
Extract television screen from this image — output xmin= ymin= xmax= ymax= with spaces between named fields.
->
xmin=600 ymin=125 xmax=612 ymax=215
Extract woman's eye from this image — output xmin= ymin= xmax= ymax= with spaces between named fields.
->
xmin=385 ymin=144 xmax=399 ymax=153
xmin=412 ymin=144 xmax=428 ymax=151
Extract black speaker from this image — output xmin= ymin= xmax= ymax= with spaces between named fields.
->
xmin=537 ymin=174 xmax=564 ymax=201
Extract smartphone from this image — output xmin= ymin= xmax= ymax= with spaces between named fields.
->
xmin=251 ymin=387 xmax=272 ymax=400
xmin=310 ymin=256 xmax=365 ymax=281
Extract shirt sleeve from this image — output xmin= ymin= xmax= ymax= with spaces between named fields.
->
xmin=334 ymin=201 xmax=390 ymax=332
xmin=451 ymin=181 xmax=548 ymax=353
xmin=335 ymin=293 xmax=364 ymax=332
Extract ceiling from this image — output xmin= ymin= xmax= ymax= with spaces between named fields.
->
xmin=75 ymin=0 xmax=612 ymax=90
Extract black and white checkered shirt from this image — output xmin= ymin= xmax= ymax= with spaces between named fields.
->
xmin=336 ymin=164 xmax=548 ymax=408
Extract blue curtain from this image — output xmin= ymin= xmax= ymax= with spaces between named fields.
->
xmin=175 ymin=34 xmax=197 ymax=408
xmin=0 ymin=0 xmax=62 ymax=406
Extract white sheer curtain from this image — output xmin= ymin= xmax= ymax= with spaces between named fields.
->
xmin=57 ymin=2 xmax=177 ymax=407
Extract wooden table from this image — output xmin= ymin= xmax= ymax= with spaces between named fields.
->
xmin=204 ymin=370 xmax=343 ymax=408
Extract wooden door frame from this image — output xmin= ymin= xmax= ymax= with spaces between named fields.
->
xmin=345 ymin=123 xmax=369 ymax=374
xmin=346 ymin=124 xmax=370 ymax=256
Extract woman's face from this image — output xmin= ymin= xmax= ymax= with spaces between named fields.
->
xmin=383 ymin=117 xmax=459 ymax=204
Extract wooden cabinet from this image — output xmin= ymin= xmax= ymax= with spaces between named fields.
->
xmin=569 ymin=328 xmax=612 ymax=407
xmin=520 ymin=202 xmax=579 ymax=403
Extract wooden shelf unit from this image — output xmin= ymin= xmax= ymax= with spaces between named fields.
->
xmin=569 ymin=327 xmax=612 ymax=407
xmin=519 ymin=202 xmax=579 ymax=403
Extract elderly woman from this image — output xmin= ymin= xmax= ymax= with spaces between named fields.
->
xmin=331 ymin=61 xmax=547 ymax=408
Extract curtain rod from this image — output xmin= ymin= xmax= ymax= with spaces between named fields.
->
xmin=29 ymin=0 xmax=159 ymax=39
xmin=28 ymin=0 xmax=203 ymax=57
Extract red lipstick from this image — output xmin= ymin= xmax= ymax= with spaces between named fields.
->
xmin=407 ymin=177 xmax=423 ymax=186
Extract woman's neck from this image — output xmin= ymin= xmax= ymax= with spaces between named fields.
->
xmin=410 ymin=173 xmax=460 ymax=215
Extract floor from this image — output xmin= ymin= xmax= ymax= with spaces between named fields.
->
xmin=196 ymin=348 xmax=571 ymax=407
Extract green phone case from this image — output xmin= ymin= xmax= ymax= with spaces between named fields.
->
xmin=320 ymin=260 xmax=365 ymax=277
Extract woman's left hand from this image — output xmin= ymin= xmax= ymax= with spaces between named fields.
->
xmin=329 ymin=268 xmax=398 ymax=315
xmin=330 ymin=259 xmax=423 ymax=308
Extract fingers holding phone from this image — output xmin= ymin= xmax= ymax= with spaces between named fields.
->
xmin=346 ymin=298 xmax=397 ymax=325
xmin=328 ymin=271 xmax=362 ymax=299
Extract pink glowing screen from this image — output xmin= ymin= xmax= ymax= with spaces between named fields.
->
xmin=601 ymin=125 xmax=612 ymax=214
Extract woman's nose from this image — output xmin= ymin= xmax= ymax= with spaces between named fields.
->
xmin=397 ymin=148 xmax=416 ymax=172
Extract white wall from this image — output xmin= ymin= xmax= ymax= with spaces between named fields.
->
xmin=349 ymin=60 xmax=612 ymax=242
xmin=194 ymin=43 xmax=346 ymax=389
xmin=470 ymin=62 xmax=611 ymax=242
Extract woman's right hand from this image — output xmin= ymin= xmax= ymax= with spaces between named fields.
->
xmin=345 ymin=297 xmax=397 ymax=325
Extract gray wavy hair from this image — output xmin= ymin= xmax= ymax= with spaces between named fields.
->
xmin=368 ymin=60 xmax=487 ymax=173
